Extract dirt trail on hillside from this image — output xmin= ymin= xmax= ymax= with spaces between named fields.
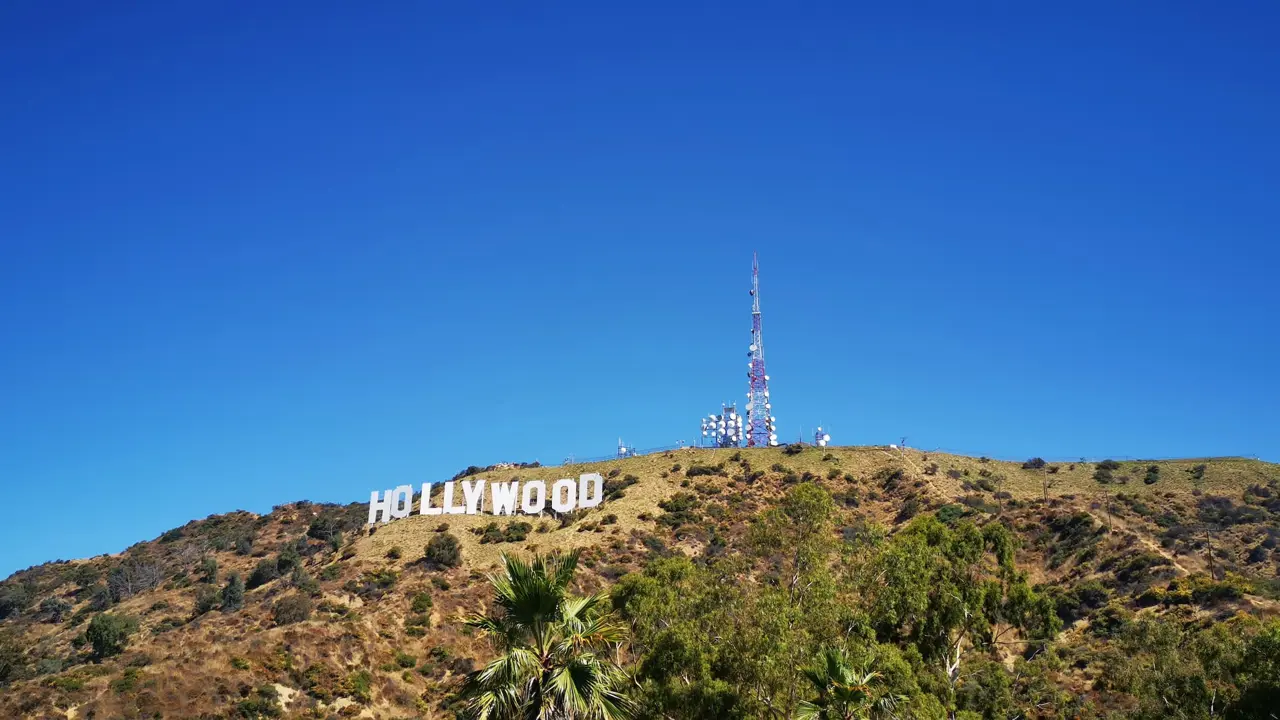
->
xmin=1091 ymin=509 xmax=1194 ymax=576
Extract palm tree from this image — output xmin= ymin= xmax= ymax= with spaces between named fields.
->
xmin=457 ymin=549 xmax=634 ymax=720
xmin=796 ymin=648 xmax=900 ymax=720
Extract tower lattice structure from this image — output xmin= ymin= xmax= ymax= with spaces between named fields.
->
xmin=746 ymin=254 xmax=778 ymax=447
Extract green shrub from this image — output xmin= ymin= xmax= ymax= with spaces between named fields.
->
xmin=1143 ymin=465 xmax=1161 ymax=485
xmin=199 ymin=555 xmax=218 ymax=584
xmin=386 ymin=546 xmax=403 ymax=560
xmin=39 ymin=597 xmax=72 ymax=623
xmin=222 ymin=574 xmax=245 ymax=611
xmin=193 ymin=586 xmax=219 ymax=616
xmin=246 ymin=559 xmax=280 ymax=590
xmin=234 ymin=686 xmax=282 ymax=718
xmin=411 ymin=592 xmax=433 ymax=614
xmin=425 ymin=533 xmax=462 ymax=569
xmin=345 ymin=669 xmax=373 ymax=703
xmin=273 ymin=594 xmax=312 ymax=625
xmin=86 ymin=613 xmax=138 ymax=659
xmin=504 ymin=522 xmax=532 ymax=543
xmin=395 ymin=651 xmax=417 ymax=668
xmin=345 ymin=569 xmax=399 ymax=600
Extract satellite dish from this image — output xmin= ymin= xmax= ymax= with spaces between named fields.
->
xmin=823 ymin=434 xmax=831 ymax=442
xmin=889 ymin=444 xmax=898 ymax=450
xmin=745 ymin=403 xmax=753 ymax=411
xmin=764 ymin=375 xmax=770 ymax=381
xmin=817 ymin=426 xmax=822 ymax=432
xmin=702 ymin=431 xmax=709 ymax=436
xmin=749 ymin=344 xmax=757 ymax=352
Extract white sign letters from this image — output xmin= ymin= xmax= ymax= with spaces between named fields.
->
xmin=368 ymin=473 xmax=604 ymax=525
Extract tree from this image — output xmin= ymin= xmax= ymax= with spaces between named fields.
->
xmin=39 ymin=597 xmax=73 ymax=623
xmin=0 ymin=631 xmax=24 ymax=683
xmin=425 ymin=532 xmax=462 ymax=569
xmin=222 ymin=573 xmax=245 ymax=612
xmin=856 ymin=516 xmax=1060 ymax=710
xmin=1039 ymin=466 xmax=1060 ymax=504
xmin=246 ymin=559 xmax=280 ymax=589
xmin=193 ymin=586 xmax=219 ymax=616
xmin=86 ymin=613 xmax=138 ymax=659
xmin=0 ymin=582 xmax=34 ymax=620
xmin=107 ymin=559 xmax=164 ymax=602
xmin=797 ymin=649 xmax=901 ymax=720
xmin=456 ymin=550 xmax=633 ymax=720
xmin=200 ymin=555 xmax=218 ymax=584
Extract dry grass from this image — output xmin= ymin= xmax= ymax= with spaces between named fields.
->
xmin=3 ymin=446 xmax=1276 ymax=720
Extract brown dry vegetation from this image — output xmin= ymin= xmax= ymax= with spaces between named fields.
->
xmin=1 ymin=446 xmax=1278 ymax=718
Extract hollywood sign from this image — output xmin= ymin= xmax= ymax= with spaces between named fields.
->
xmin=368 ymin=473 xmax=604 ymax=525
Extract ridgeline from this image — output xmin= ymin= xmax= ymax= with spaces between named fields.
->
xmin=2 ymin=446 xmax=1278 ymax=718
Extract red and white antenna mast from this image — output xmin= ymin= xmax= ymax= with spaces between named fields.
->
xmin=746 ymin=253 xmax=777 ymax=447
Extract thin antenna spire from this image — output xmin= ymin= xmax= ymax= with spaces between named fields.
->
xmin=746 ymin=252 xmax=776 ymax=447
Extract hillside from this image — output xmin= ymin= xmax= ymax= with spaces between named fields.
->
xmin=2 ymin=446 xmax=1279 ymax=719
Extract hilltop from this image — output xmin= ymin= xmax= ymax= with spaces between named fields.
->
xmin=1 ymin=446 xmax=1279 ymax=719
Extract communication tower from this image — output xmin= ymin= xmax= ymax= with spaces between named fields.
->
xmin=700 ymin=403 xmax=743 ymax=448
xmin=746 ymin=254 xmax=779 ymax=447
xmin=814 ymin=426 xmax=831 ymax=448
xmin=617 ymin=438 xmax=637 ymax=458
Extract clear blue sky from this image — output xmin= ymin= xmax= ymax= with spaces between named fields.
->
xmin=1 ymin=1 xmax=1277 ymax=577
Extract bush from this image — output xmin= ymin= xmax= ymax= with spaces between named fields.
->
xmin=86 ymin=613 xmax=138 ymax=659
xmin=425 ymin=533 xmax=462 ymax=569
xmin=685 ymin=463 xmax=722 ymax=478
xmin=39 ymin=597 xmax=72 ymax=623
xmin=222 ymin=574 xmax=245 ymax=611
xmin=1094 ymin=460 xmax=1122 ymax=483
xmin=504 ymin=522 xmax=532 ymax=543
xmin=1022 ymin=458 xmax=1047 ymax=470
xmin=936 ymin=504 xmax=966 ymax=524
xmin=291 ymin=567 xmax=320 ymax=596
xmin=345 ymin=569 xmax=399 ymax=599
xmin=386 ymin=546 xmax=403 ymax=560
xmin=604 ymin=474 xmax=640 ymax=501
xmin=345 ymin=670 xmax=373 ymax=703
xmin=200 ymin=555 xmax=218 ymax=584
xmin=273 ymin=594 xmax=312 ymax=625
xmin=1143 ymin=465 xmax=1161 ymax=485
xmin=411 ymin=592 xmax=433 ymax=614
xmin=193 ymin=586 xmax=219 ymax=616
xmin=246 ymin=559 xmax=280 ymax=590
xmin=0 ymin=631 xmax=24 ymax=682
xmin=395 ymin=651 xmax=417 ymax=668
xmin=234 ymin=686 xmax=282 ymax=718
xmin=783 ymin=443 xmax=804 ymax=456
